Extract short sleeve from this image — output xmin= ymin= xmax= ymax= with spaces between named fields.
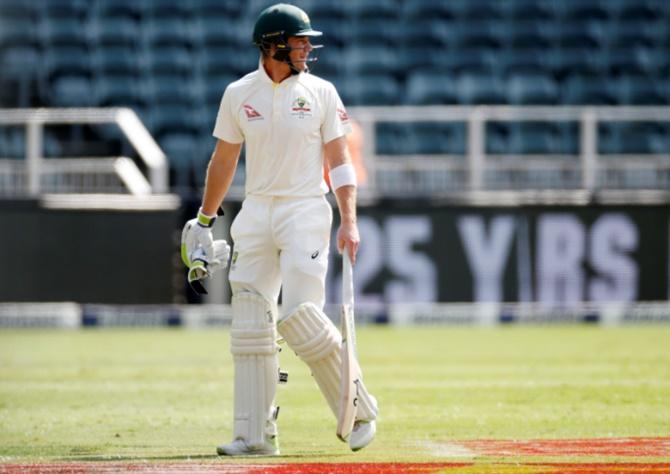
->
xmin=321 ymin=83 xmax=353 ymax=144
xmin=213 ymin=87 xmax=244 ymax=144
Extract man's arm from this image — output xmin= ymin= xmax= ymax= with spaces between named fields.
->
xmin=324 ymin=135 xmax=360 ymax=263
xmin=201 ymin=139 xmax=243 ymax=216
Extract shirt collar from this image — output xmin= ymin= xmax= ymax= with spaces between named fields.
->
xmin=257 ymin=58 xmax=302 ymax=86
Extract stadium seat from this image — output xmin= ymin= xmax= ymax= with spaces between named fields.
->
xmin=603 ymin=48 xmax=653 ymax=76
xmin=490 ymin=122 xmax=577 ymax=161
xmin=193 ymin=16 xmax=244 ymax=50
xmin=146 ymin=74 xmax=196 ymax=106
xmin=604 ymin=20 xmax=659 ymax=49
xmin=405 ymin=20 xmax=450 ymax=48
xmin=41 ymin=0 xmax=87 ymax=20
xmin=502 ymin=0 xmax=555 ymax=21
xmin=88 ymin=17 xmax=139 ymax=47
xmin=308 ymin=0 xmax=348 ymax=21
xmin=451 ymin=0 xmax=504 ymax=20
xmin=486 ymin=123 xmax=509 ymax=154
xmin=351 ymin=18 xmax=401 ymax=47
xmin=310 ymin=46 xmax=343 ymax=78
xmin=50 ymin=75 xmax=95 ymax=107
xmin=551 ymin=47 xmax=604 ymax=79
xmin=143 ymin=45 xmax=192 ymax=75
xmin=504 ymin=123 xmax=562 ymax=154
xmin=202 ymin=74 xmax=238 ymax=103
xmin=195 ymin=108 xmax=220 ymax=145
xmin=413 ymin=122 xmax=467 ymax=154
xmin=598 ymin=122 xmax=665 ymax=154
xmin=141 ymin=18 xmax=192 ymax=48
xmin=506 ymin=72 xmax=559 ymax=105
xmin=94 ymin=75 xmax=145 ymax=107
xmin=557 ymin=20 xmax=605 ymax=49
xmin=497 ymin=49 xmax=550 ymax=75
xmin=0 ymin=127 xmax=25 ymax=159
xmin=346 ymin=46 xmax=397 ymax=76
xmin=402 ymin=0 xmax=457 ymax=20
xmin=644 ymin=48 xmax=670 ymax=77
xmin=312 ymin=18 xmax=346 ymax=48
xmin=158 ymin=131 xmax=198 ymax=169
xmin=227 ymin=49 xmax=259 ymax=76
xmin=399 ymin=46 xmax=445 ymax=72
xmin=335 ymin=75 xmax=400 ymax=106
xmin=349 ymin=0 xmax=397 ymax=20
xmin=405 ymin=71 xmax=457 ymax=105
xmin=456 ymin=72 xmax=506 ymax=104
xmin=143 ymin=0 xmax=191 ymax=19
xmin=615 ymin=75 xmax=668 ymax=105
xmin=0 ymin=17 xmax=38 ymax=48
xmin=562 ymin=74 xmax=617 ymax=105
xmin=449 ymin=21 xmax=504 ymax=50
xmin=556 ymin=0 xmax=609 ymax=21
xmin=92 ymin=0 xmax=142 ymax=20
xmin=1 ymin=45 xmax=41 ymax=78
xmin=191 ymin=0 xmax=245 ymax=19
xmin=503 ymin=21 xmax=555 ymax=49
xmin=0 ymin=1 xmax=38 ymax=21
xmin=440 ymin=48 xmax=498 ymax=75
xmin=92 ymin=46 xmax=141 ymax=76
xmin=40 ymin=17 xmax=88 ymax=47
xmin=375 ymin=122 xmax=417 ymax=155
xmin=44 ymin=45 xmax=92 ymax=81
xmin=194 ymin=47 xmax=238 ymax=76
xmin=554 ymin=122 xmax=580 ymax=155
xmin=649 ymin=125 xmax=670 ymax=154
xmin=609 ymin=0 xmax=664 ymax=20
xmin=147 ymin=103 xmax=198 ymax=136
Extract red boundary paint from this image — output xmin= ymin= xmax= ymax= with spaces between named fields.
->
xmin=2 ymin=438 xmax=670 ymax=473
xmin=2 ymin=461 xmax=670 ymax=474
xmin=460 ymin=437 xmax=670 ymax=457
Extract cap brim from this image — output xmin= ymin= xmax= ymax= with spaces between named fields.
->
xmin=297 ymin=30 xmax=322 ymax=37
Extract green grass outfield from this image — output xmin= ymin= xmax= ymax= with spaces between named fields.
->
xmin=1 ymin=325 xmax=669 ymax=464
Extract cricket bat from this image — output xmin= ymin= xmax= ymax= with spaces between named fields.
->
xmin=336 ymin=248 xmax=361 ymax=442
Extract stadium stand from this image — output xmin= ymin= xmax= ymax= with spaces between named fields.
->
xmin=1 ymin=0 xmax=669 ymax=195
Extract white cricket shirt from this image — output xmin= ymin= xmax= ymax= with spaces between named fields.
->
xmin=213 ymin=61 xmax=352 ymax=197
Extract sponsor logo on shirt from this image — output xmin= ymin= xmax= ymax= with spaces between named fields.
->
xmin=243 ymin=104 xmax=263 ymax=121
xmin=291 ymin=97 xmax=312 ymax=118
xmin=337 ymin=107 xmax=349 ymax=123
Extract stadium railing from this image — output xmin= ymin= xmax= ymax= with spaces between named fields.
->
xmin=0 ymin=107 xmax=168 ymax=196
xmin=1 ymin=106 xmax=669 ymax=200
xmin=350 ymin=105 xmax=670 ymax=200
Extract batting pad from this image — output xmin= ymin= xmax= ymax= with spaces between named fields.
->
xmin=277 ymin=303 xmax=378 ymax=422
xmin=230 ymin=292 xmax=279 ymax=448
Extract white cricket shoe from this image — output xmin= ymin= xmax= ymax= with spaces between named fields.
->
xmin=349 ymin=419 xmax=376 ymax=451
xmin=216 ymin=436 xmax=279 ymax=456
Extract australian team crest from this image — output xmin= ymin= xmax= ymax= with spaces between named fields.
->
xmin=291 ymin=96 xmax=312 ymax=118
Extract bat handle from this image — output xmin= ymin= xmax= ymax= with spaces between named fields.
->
xmin=342 ymin=248 xmax=354 ymax=307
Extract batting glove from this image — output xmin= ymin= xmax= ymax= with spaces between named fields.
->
xmin=182 ymin=208 xmax=217 ymax=263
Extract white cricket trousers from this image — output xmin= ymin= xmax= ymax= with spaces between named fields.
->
xmin=228 ymin=194 xmax=332 ymax=315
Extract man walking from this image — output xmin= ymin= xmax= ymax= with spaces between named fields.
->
xmin=182 ymin=3 xmax=378 ymax=456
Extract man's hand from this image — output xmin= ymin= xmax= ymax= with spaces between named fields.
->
xmin=181 ymin=208 xmax=217 ymax=264
xmin=337 ymin=220 xmax=360 ymax=264
xmin=181 ymin=209 xmax=231 ymax=294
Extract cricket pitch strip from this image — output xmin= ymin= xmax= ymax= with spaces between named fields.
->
xmin=2 ymin=437 xmax=670 ymax=473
